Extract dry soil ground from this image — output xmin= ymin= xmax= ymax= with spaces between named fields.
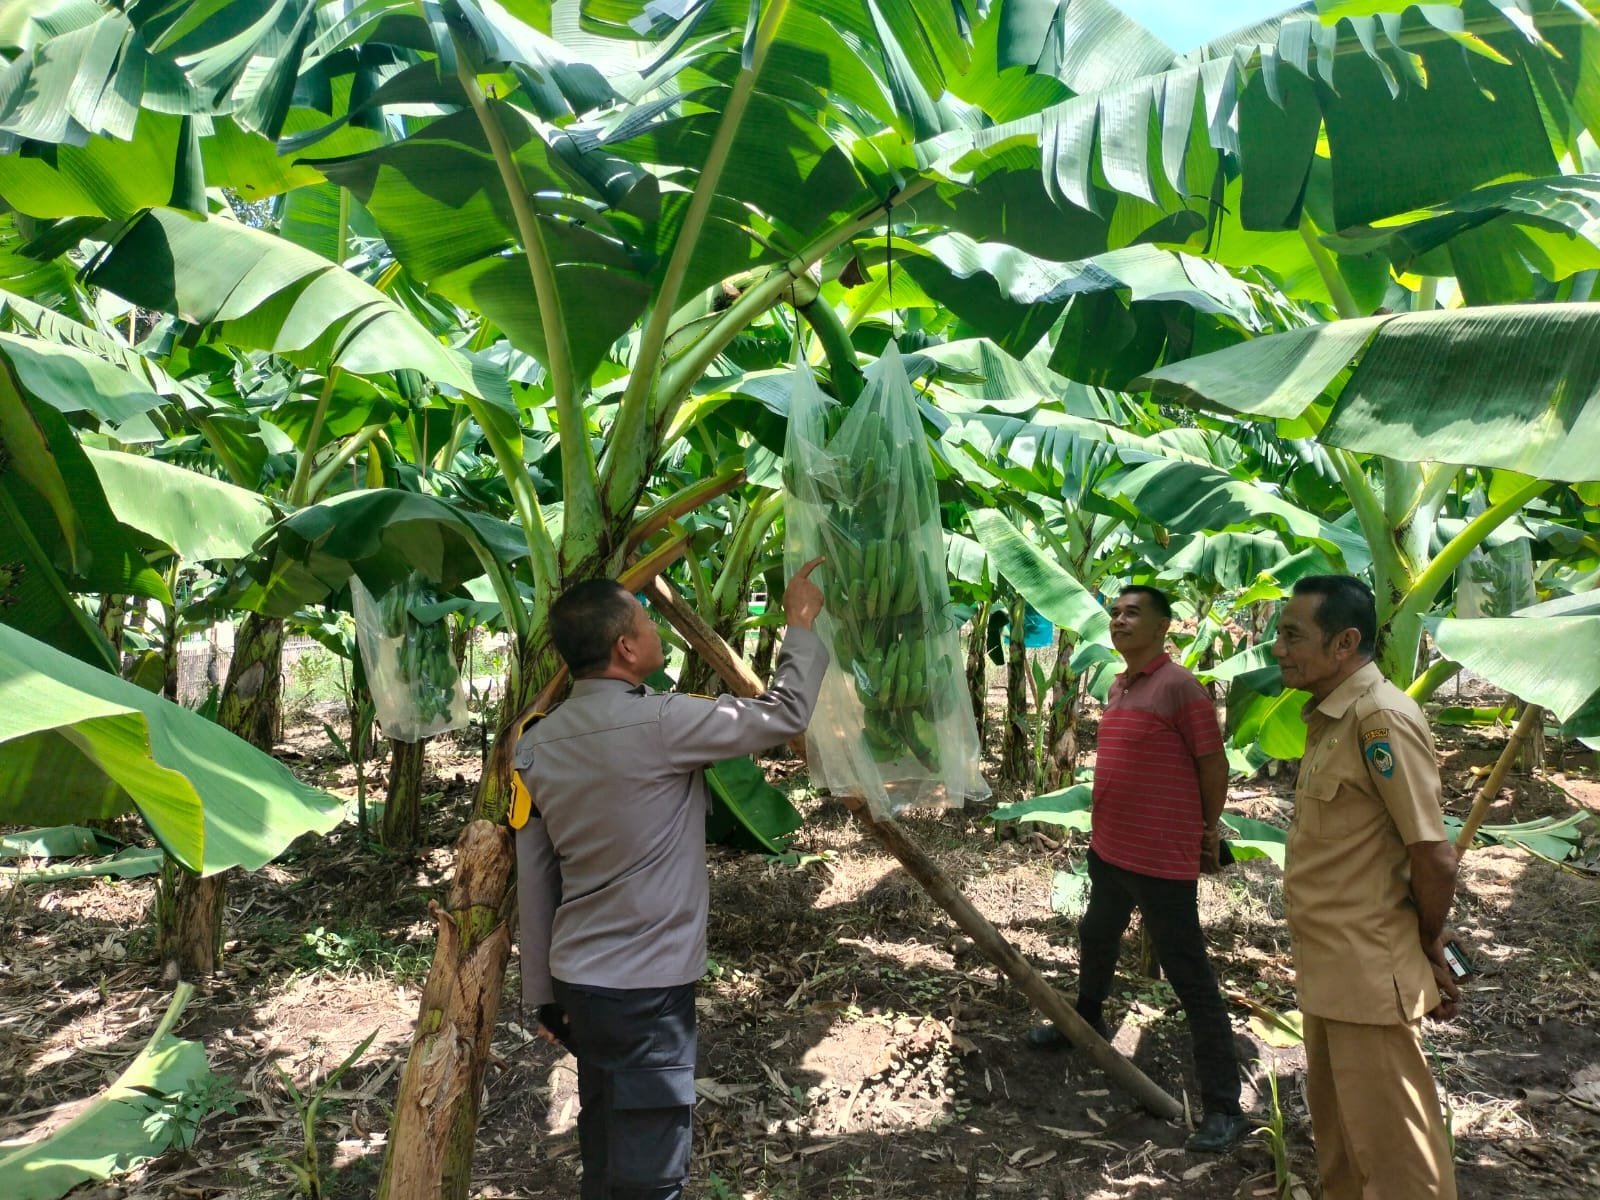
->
xmin=2 ymin=692 xmax=1598 ymax=1199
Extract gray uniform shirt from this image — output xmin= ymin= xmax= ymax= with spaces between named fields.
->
xmin=514 ymin=626 xmax=829 ymax=1007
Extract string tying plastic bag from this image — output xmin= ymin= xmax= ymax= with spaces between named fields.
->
xmin=351 ymin=573 xmax=469 ymax=742
xmin=783 ymin=344 xmax=987 ymax=817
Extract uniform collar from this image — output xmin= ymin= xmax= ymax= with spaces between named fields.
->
xmin=570 ymin=677 xmax=650 ymax=697
xmin=1308 ymin=660 xmax=1384 ymax=720
xmin=1119 ymin=651 xmax=1170 ymax=682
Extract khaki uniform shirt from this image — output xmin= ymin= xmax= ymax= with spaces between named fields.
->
xmin=1284 ymin=661 xmax=1446 ymax=1025
xmin=514 ymin=627 xmax=828 ymax=1008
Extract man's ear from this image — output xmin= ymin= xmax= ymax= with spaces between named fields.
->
xmin=1335 ymin=627 xmax=1361 ymax=657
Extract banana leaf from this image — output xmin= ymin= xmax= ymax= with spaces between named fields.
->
xmin=1443 ymin=812 xmax=1589 ymax=862
xmin=704 ymin=755 xmax=803 ymax=855
xmin=1139 ymin=304 xmax=1600 ymax=483
xmin=223 ymin=489 xmax=528 ymax=619
xmin=0 ymin=984 xmax=209 ymax=1200
xmin=0 ymin=845 xmax=164 ymax=882
xmin=0 ymin=376 xmax=165 ymax=669
xmin=84 ymin=208 xmax=480 ymax=392
xmin=1229 ymin=684 xmax=1312 ymax=760
xmin=1219 ymin=814 xmax=1289 ymax=868
xmin=0 ymin=623 xmax=342 ymax=875
xmin=1426 ymin=614 xmax=1600 ymax=737
xmin=85 ymin=448 xmax=278 ymax=563
xmin=987 ymin=784 xmax=1094 ymax=830
xmin=0 ymin=824 xmax=121 ymax=858
xmin=968 ymin=509 xmax=1111 ymax=658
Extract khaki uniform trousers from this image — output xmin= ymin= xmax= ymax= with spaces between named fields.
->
xmin=1302 ymin=1013 xmax=1456 ymax=1200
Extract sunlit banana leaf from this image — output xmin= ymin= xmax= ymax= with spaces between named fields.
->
xmin=85 ymin=208 xmax=479 ymax=391
xmin=1443 ymin=812 xmax=1588 ymax=863
xmin=968 ymin=509 xmax=1112 ymax=654
xmin=1153 ymin=531 xmax=1338 ymax=593
xmin=1107 ymin=458 xmax=1366 ymax=567
xmin=0 ymin=377 xmax=166 ymax=668
xmin=0 ymin=623 xmax=343 ymax=875
xmin=1426 ymin=615 xmax=1600 ymax=737
xmin=1219 ymin=813 xmax=1289 ymax=868
xmin=941 ymin=1 xmax=1583 ymax=236
xmin=1230 ymin=684 xmax=1312 ymax=760
xmin=0 ymin=984 xmax=209 ymax=1200
xmin=0 ymin=845 xmax=164 ymax=883
xmin=1324 ymin=174 xmax=1600 ymax=302
xmin=86 ymin=448 xmax=278 ymax=563
xmin=0 ymin=824 xmax=121 ymax=859
xmin=1138 ymin=304 xmax=1600 ymax=483
xmin=987 ymin=783 xmax=1094 ymax=830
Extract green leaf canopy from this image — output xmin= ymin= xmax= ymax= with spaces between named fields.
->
xmin=1138 ymin=305 xmax=1600 ymax=482
xmin=968 ymin=507 xmax=1111 ymax=648
xmin=85 ymin=207 xmax=479 ymax=391
xmin=0 ymin=623 xmax=343 ymax=875
xmin=228 ymin=488 xmax=529 ymax=617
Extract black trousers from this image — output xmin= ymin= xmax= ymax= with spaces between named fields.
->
xmin=1076 ymin=848 xmax=1242 ymax=1116
xmin=552 ymin=979 xmax=697 ymax=1200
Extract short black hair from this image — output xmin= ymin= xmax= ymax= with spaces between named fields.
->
xmin=1117 ymin=585 xmax=1172 ymax=620
xmin=1292 ymin=575 xmax=1377 ymax=657
xmin=549 ymin=579 xmax=636 ymax=677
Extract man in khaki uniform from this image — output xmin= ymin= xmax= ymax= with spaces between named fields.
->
xmin=1272 ymin=575 xmax=1461 ymax=1200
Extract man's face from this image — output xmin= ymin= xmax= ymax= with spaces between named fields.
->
xmin=619 ymin=593 xmax=665 ymax=677
xmin=1108 ymin=592 xmax=1168 ymax=659
xmin=1272 ymin=593 xmax=1352 ymax=696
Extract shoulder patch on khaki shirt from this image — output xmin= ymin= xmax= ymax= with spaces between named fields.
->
xmin=1364 ymin=740 xmax=1396 ymax=777
xmin=1360 ymin=726 xmax=1388 ymax=746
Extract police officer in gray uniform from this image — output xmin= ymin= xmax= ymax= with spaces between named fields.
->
xmin=515 ymin=559 xmax=828 ymax=1199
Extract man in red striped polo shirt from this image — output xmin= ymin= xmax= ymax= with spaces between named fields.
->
xmin=1029 ymin=585 xmax=1247 ymax=1152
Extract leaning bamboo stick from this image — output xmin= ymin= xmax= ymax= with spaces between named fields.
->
xmin=651 ymin=584 xmax=1185 ymax=1119
xmin=1454 ymin=703 xmax=1543 ymax=855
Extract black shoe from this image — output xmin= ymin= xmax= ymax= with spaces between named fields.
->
xmin=1186 ymin=1111 xmax=1251 ymax=1152
xmin=1023 ymin=1017 xmax=1112 ymax=1049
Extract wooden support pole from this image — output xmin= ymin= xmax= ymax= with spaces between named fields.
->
xmin=650 ymin=583 xmax=1185 ymax=1120
xmin=1455 ymin=703 xmax=1543 ymax=856
xmin=838 ymin=793 xmax=1184 ymax=1119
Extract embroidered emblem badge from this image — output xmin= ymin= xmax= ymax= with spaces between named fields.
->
xmin=1360 ymin=727 xmax=1388 ymax=747
xmin=1366 ymin=741 xmax=1395 ymax=777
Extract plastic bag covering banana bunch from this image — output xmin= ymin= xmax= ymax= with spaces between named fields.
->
xmin=350 ymin=573 xmax=470 ymax=742
xmin=783 ymin=344 xmax=987 ymax=817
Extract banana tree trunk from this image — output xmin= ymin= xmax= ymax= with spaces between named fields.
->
xmin=379 ymin=626 xmax=565 ymax=1200
xmin=377 ymin=820 xmax=516 ymax=1197
xmin=216 ymin=613 xmax=285 ymax=753
xmin=966 ymin=599 xmax=991 ymax=756
xmin=97 ymin=593 xmax=127 ymax=645
xmin=157 ymin=611 xmax=284 ymax=979
xmin=155 ymin=860 xmax=226 ymax=983
xmin=1042 ymin=628 xmax=1080 ymax=791
xmin=1002 ymin=596 xmax=1030 ymax=786
xmin=679 ymin=611 xmax=743 ymax=695
xmin=750 ymin=621 xmax=777 ymax=685
xmin=160 ymin=593 xmax=180 ymax=702
xmin=383 ymin=737 xmax=429 ymax=851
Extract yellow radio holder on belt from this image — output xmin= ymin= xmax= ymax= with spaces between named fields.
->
xmin=507 ymin=710 xmax=546 ymax=830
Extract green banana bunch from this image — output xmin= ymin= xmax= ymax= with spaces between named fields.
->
xmin=790 ymin=364 xmax=955 ymax=772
